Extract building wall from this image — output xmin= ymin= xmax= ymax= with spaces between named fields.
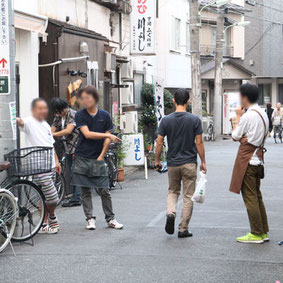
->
xmin=14 ymin=1 xmax=42 ymax=118
xmin=243 ymin=0 xmax=283 ymax=78
xmin=39 ymin=0 xmax=112 ymax=40
xmin=201 ymin=10 xmax=245 ymax=59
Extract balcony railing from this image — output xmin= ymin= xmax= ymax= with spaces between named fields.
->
xmin=200 ymin=45 xmax=234 ymax=57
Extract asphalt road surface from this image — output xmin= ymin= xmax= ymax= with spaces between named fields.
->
xmin=1 ymin=138 xmax=283 ymax=283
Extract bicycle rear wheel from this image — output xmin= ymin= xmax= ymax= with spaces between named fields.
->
xmin=105 ymin=156 xmax=118 ymax=188
xmin=6 ymin=180 xmax=46 ymax=242
xmin=55 ymin=173 xmax=66 ymax=205
xmin=0 ymin=189 xmax=17 ymax=252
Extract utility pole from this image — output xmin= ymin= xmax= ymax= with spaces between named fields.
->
xmin=189 ymin=0 xmax=202 ymax=118
xmin=213 ymin=8 xmax=225 ymax=140
xmin=0 ymin=0 xmax=16 ymax=161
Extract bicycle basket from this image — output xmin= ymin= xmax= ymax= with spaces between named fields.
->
xmin=4 ymin=147 xmax=53 ymax=177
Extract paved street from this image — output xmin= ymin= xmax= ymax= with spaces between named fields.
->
xmin=1 ymin=138 xmax=283 ymax=283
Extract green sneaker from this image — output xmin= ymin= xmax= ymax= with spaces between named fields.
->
xmin=262 ymin=233 xmax=269 ymax=242
xmin=236 ymin=233 xmax=264 ymax=244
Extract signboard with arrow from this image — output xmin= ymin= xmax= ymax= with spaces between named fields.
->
xmin=0 ymin=0 xmax=10 ymax=95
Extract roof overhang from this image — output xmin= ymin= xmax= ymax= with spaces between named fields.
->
xmin=14 ymin=10 xmax=48 ymax=34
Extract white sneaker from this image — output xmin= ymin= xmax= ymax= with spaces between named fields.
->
xmin=86 ymin=218 xmax=96 ymax=230
xmin=108 ymin=219 xmax=124 ymax=229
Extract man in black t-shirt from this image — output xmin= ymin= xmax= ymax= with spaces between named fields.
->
xmin=155 ymin=89 xmax=207 ymax=238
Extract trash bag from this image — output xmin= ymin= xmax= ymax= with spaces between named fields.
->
xmin=192 ymin=171 xmax=207 ymax=204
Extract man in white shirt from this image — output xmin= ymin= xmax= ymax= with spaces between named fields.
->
xmin=230 ymin=83 xmax=269 ymax=244
xmin=16 ymin=98 xmax=61 ymax=234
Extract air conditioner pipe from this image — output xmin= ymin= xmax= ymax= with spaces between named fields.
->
xmin=39 ymin=55 xmax=89 ymax=68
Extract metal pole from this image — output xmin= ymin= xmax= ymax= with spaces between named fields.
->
xmin=0 ymin=0 xmax=16 ymax=161
xmin=189 ymin=0 xmax=202 ymax=118
xmin=213 ymin=9 xmax=224 ymax=140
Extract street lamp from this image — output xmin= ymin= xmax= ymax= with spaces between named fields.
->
xmin=223 ymin=21 xmax=251 ymax=33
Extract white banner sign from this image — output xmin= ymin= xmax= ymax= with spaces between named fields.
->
xmin=223 ymin=92 xmax=240 ymax=135
xmin=130 ymin=0 xmax=156 ymax=55
xmin=123 ymin=134 xmax=145 ymax=166
xmin=0 ymin=0 xmax=10 ymax=95
xmin=153 ymin=77 xmax=164 ymax=125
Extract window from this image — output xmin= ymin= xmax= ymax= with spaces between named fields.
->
xmin=258 ymin=84 xmax=272 ymax=105
xmin=279 ymin=84 xmax=283 ymax=104
xmin=171 ymin=17 xmax=181 ymax=51
xmin=186 ymin=22 xmax=190 ymax=54
xmin=134 ymin=73 xmax=144 ymax=107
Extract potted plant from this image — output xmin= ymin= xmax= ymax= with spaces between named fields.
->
xmin=116 ymin=142 xmax=127 ymax=182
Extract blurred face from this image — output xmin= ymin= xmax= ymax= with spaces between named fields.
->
xmin=80 ymin=92 xmax=97 ymax=109
xmin=56 ymin=108 xmax=68 ymax=118
xmin=239 ymin=93 xmax=248 ymax=108
xmin=277 ymin=103 xmax=281 ymax=110
xmin=32 ymin=101 xmax=49 ymax=121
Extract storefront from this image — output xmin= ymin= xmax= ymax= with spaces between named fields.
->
xmin=39 ymin=19 xmax=107 ymax=118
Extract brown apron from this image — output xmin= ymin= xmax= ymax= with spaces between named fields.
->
xmin=229 ymin=109 xmax=267 ymax=194
xmin=229 ymin=143 xmax=258 ymax=194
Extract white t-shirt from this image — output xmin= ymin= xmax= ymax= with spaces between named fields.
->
xmin=19 ymin=116 xmax=56 ymax=167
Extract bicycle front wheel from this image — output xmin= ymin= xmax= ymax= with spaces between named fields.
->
xmin=0 ymin=189 xmax=17 ymax=252
xmin=6 ymin=180 xmax=46 ymax=242
xmin=55 ymin=173 xmax=66 ymax=205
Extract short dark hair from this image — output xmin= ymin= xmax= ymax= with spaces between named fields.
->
xmin=50 ymin=97 xmax=69 ymax=114
xmin=240 ymin=83 xmax=259 ymax=104
xmin=78 ymin=85 xmax=99 ymax=102
xmin=174 ymin=89 xmax=190 ymax=105
xmin=31 ymin=98 xmax=47 ymax=109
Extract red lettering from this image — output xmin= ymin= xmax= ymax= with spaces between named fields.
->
xmin=137 ymin=4 xmax=147 ymax=14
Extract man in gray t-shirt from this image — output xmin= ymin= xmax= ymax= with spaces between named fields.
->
xmin=155 ymin=89 xmax=207 ymax=238
xmin=158 ymin=112 xmax=203 ymax=166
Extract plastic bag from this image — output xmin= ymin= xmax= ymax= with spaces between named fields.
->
xmin=192 ymin=171 xmax=207 ymax=204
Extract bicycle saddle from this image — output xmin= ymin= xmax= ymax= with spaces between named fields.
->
xmin=0 ymin=161 xmax=10 ymax=172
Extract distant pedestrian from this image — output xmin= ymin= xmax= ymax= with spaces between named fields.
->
xmin=155 ymin=89 xmax=207 ymax=238
xmin=265 ymin=103 xmax=274 ymax=134
xmin=50 ymin=98 xmax=81 ymax=207
xmin=230 ymin=83 xmax=269 ymax=244
xmin=16 ymin=98 xmax=61 ymax=234
xmin=71 ymin=86 xmax=123 ymax=230
xmin=272 ymin=102 xmax=283 ymax=143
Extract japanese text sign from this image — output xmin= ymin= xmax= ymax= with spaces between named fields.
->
xmin=123 ymin=134 xmax=145 ymax=166
xmin=153 ymin=76 xmax=164 ymax=126
xmin=0 ymin=0 xmax=10 ymax=95
xmin=130 ymin=0 xmax=156 ymax=55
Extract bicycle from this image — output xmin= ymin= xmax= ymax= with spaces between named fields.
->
xmin=55 ymin=154 xmax=66 ymax=204
xmin=95 ymin=142 xmax=122 ymax=195
xmin=2 ymin=147 xmax=49 ymax=243
xmin=0 ymin=162 xmax=17 ymax=253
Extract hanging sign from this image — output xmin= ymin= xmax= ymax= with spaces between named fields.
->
xmin=153 ymin=76 xmax=164 ymax=126
xmin=130 ymin=0 xmax=156 ymax=55
xmin=0 ymin=0 xmax=10 ymax=95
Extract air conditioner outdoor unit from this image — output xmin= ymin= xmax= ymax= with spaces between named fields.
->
xmin=123 ymin=111 xmax=138 ymax=134
xmin=121 ymin=82 xmax=134 ymax=104
xmin=121 ymin=59 xmax=133 ymax=80
xmin=105 ymin=52 xmax=116 ymax=72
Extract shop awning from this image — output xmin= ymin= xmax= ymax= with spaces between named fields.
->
xmin=14 ymin=10 xmax=48 ymax=34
